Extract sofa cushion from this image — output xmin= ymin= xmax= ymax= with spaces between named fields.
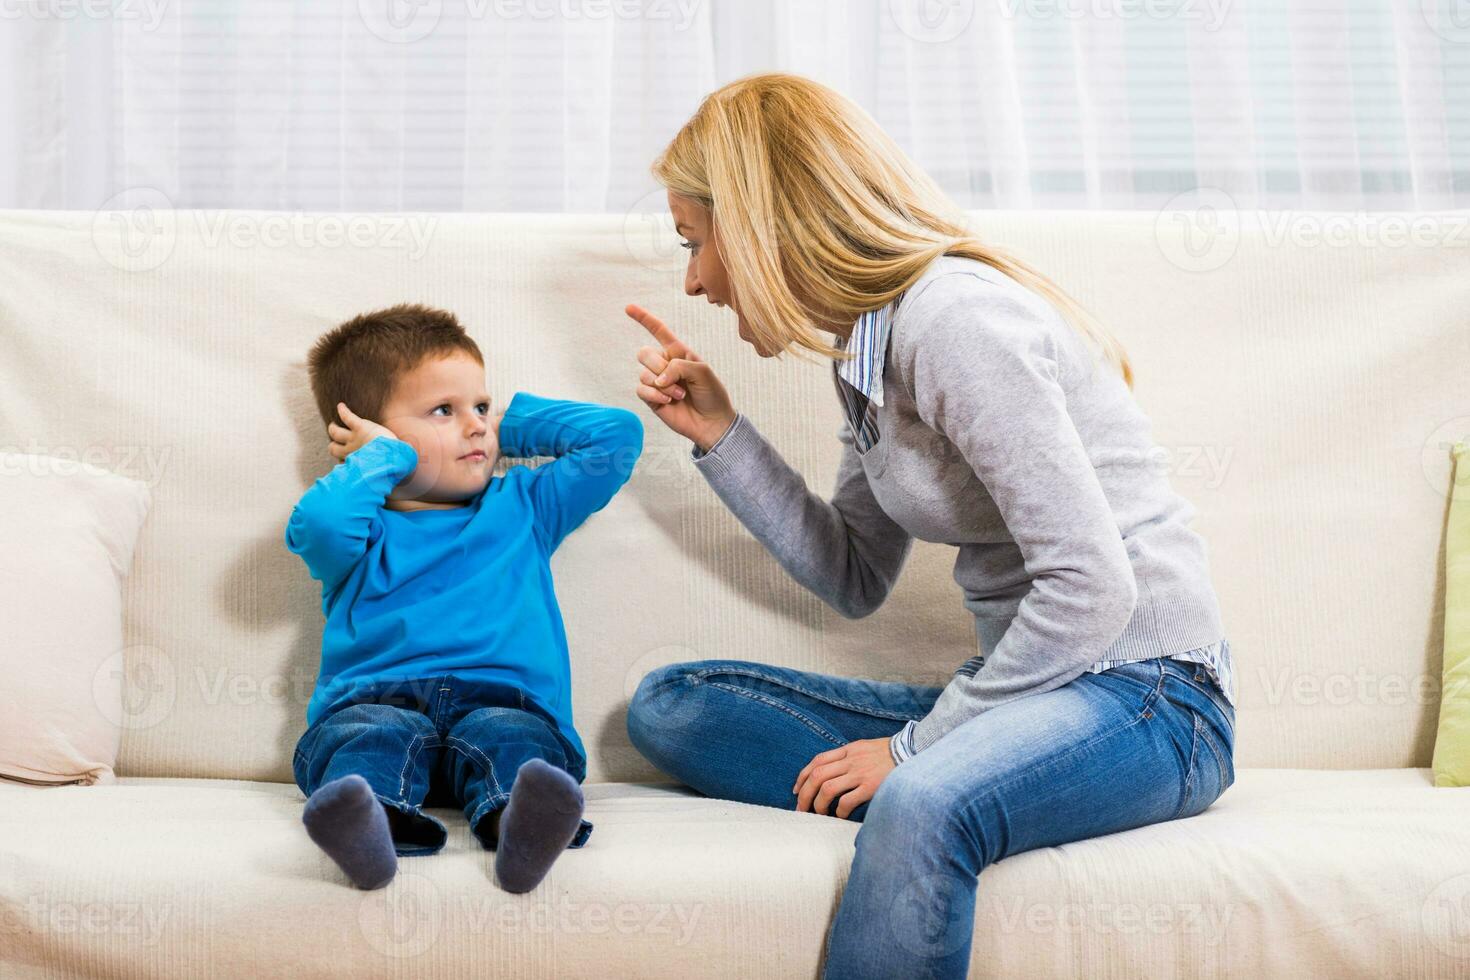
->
xmin=2 ymin=768 xmax=1468 ymax=977
xmin=1435 ymin=441 xmax=1470 ymax=787
xmin=0 ymin=453 xmax=151 ymax=787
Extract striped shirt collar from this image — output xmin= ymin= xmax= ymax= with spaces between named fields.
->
xmin=833 ymin=297 xmax=900 ymax=407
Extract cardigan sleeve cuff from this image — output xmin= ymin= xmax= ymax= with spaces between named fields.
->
xmin=689 ymin=413 xmax=755 ymax=479
xmin=889 ymin=720 xmax=919 ymax=765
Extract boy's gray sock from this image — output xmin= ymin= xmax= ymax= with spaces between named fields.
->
xmin=302 ymin=773 xmax=398 ymax=890
xmin=493 ymin=759 xmax=584 ymax=894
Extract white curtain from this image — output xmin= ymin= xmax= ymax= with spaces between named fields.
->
xmin=0 ymin=0 xmax=1465 ymax=213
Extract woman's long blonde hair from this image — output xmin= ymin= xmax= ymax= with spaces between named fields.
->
xmin=651 ymin=72 xmax=1134 ymax=389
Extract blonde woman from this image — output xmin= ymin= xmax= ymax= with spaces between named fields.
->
xmin=622 ymin=73 xmax=1236 ymax=979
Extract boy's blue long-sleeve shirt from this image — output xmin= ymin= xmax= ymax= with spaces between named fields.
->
xmin=285 ymin=392 xmax=643 ymax=761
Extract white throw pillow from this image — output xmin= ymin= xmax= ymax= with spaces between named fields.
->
xmin=0 ymin=453 xmax=151 ymax=786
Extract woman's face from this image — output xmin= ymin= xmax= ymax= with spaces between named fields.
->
xmin=668 ymin=191 xmax=777 ymax=358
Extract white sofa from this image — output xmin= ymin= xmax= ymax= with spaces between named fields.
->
xmin=2 ymin=205 xmax=1468 ymax=978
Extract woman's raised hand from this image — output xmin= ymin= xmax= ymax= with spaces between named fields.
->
xmin=625 ymin=304 xmax=736 ymax=453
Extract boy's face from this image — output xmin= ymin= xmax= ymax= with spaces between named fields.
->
xmin=378 ymin=351 xmax=499 ymax=511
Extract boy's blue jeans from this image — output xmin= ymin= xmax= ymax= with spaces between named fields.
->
xmin=626 ymin=653 xmax=1235 ymax=980
xmin=292 ymin=673 xmax=593 ymax=855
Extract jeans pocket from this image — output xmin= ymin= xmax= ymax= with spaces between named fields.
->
xmin=1215 ymin=725 xmax=1235 ymax=791
xmin=1095 ymin=658 xmax=1166 ymax=715
xmin=1199 ymin=684 xmax=1236 ymax=747
xmin=1168 ymin=663 xmax=1235 ymax=741
xmin=1172 ymin=714 xmax=1221 ymax=820
xmin=1194 ymin=712 xmax=1233 ymax=796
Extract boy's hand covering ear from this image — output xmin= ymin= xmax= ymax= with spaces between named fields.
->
xmin=327 ymin=402 xmax=401 ymax=463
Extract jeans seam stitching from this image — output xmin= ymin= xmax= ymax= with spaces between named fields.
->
xmin=703 ymin=681 xmax=848 ymax=746
xmin=469 ymin=793 xmax=509 ymax=830
xmin=692 ymin=665 xmax=916 ymax=722
xmin=433 ymin=679 xmax=453 ymax=730
xmin=1171 ymin=671 xmax=1235 ymax=733
xmin=444 ymin=735 xmax=506 ymax=799
xmin=1097 ymin=659 xmax=1168 ymax=712
xmin=1141 ymin=660 xmax=1167 ymax=714
xmin=1173 ymin=714 xmax=1202 ymax=821
xmin=1193 ymin=713 xmax=1230 ymax=790
xmin=397 ymin=733 xmax=438 ymax=799
xmin=295 ymin=724 xmax=324 ymax=764
xmin=1161 ymin=666 xmax=1236 ymax=748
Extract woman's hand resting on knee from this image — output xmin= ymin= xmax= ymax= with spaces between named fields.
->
xmin=624 ymin=304 xmax=737 ymax=453
xmin=793 ymin=738 xmax=896 ymax=818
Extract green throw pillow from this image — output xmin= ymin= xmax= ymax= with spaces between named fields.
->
xmin=1434 ymin=440 xmax=1470 ymax=787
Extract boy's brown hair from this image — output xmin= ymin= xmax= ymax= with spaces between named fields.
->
xmin=306 ymin=303 xmax=484 ymax=430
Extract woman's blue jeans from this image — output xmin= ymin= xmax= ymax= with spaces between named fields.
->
xmin=626 ymin=654 xmax=1235 ymax=980
xmin=293 ymin=673 xmax=593 ymax=855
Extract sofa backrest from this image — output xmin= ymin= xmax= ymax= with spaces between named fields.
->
xmin=1 ymin=207 xmax=1464 ymax=782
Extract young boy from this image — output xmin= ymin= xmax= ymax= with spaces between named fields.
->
xmin=286 ymin=303 xmax=642 ymax=892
